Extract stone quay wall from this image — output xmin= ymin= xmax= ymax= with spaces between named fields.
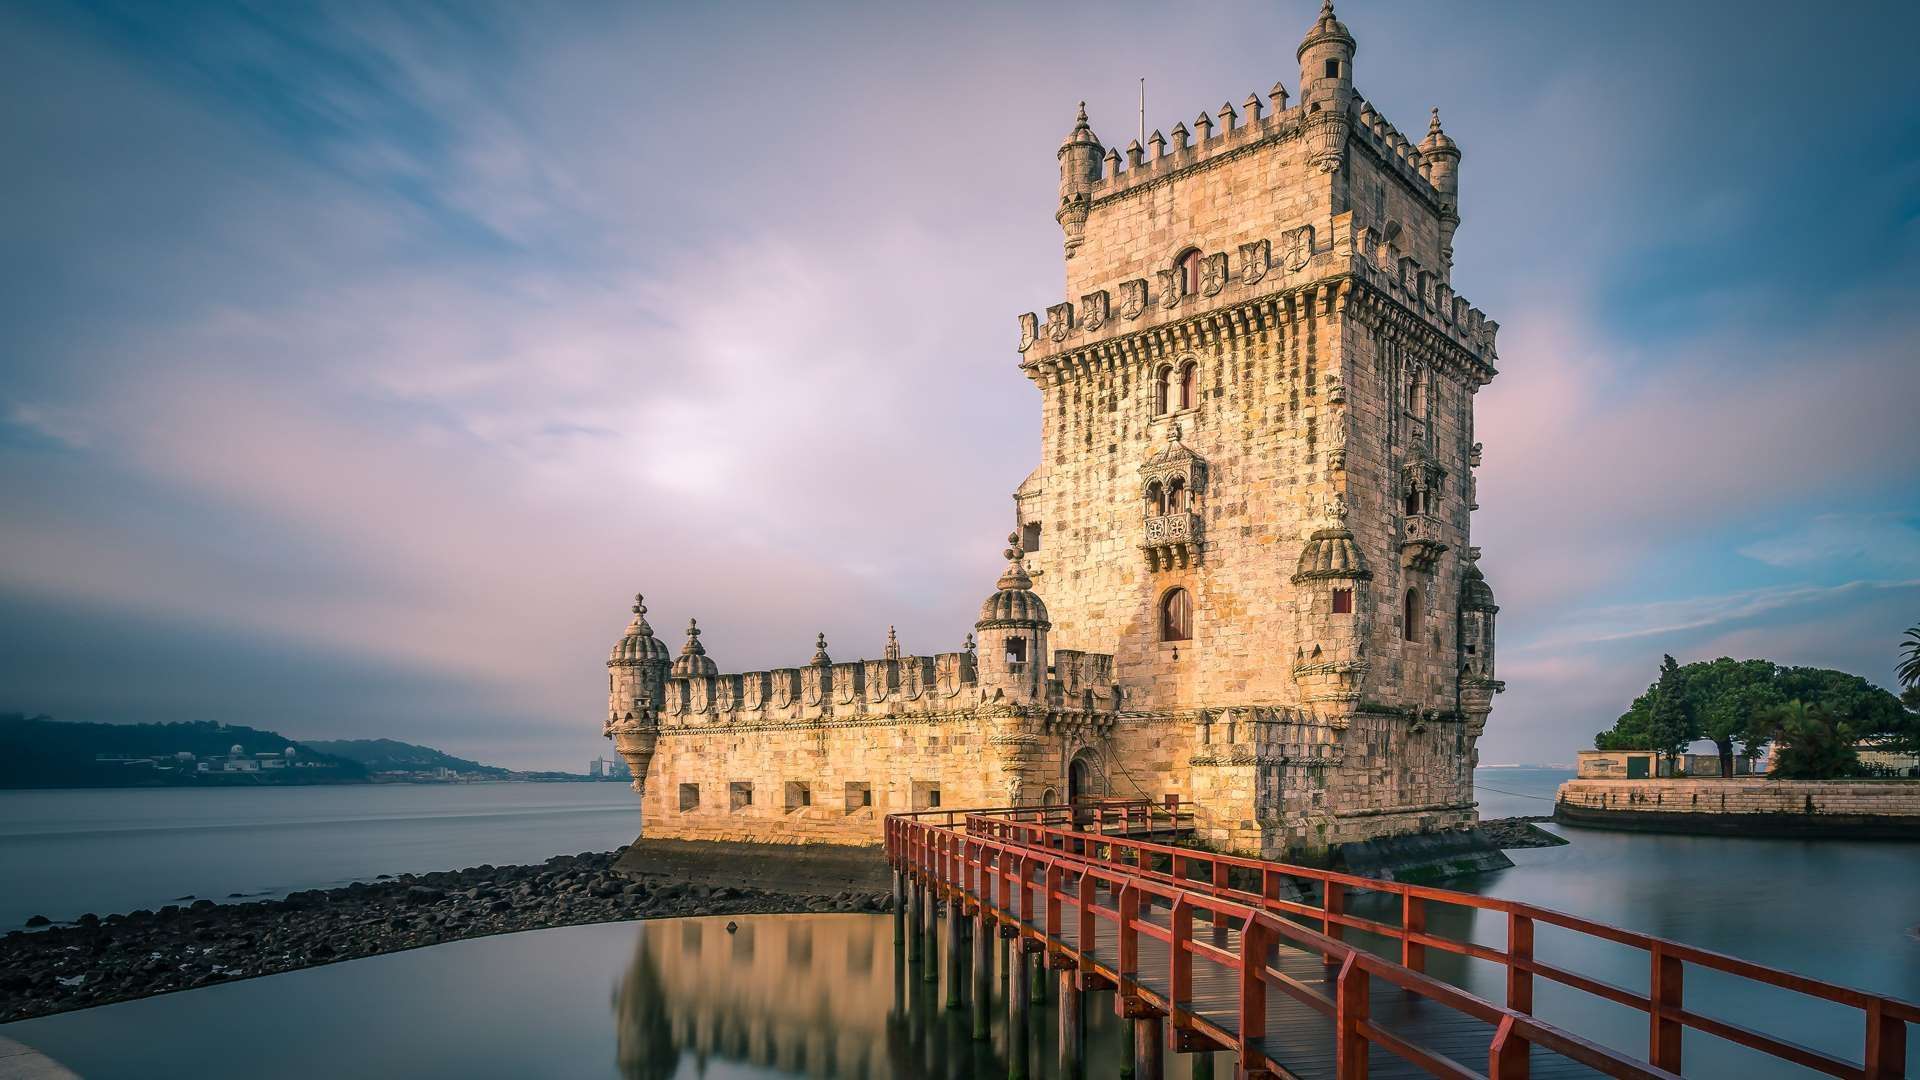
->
xmin=1555 ymin=778 xmax=1920 ymax=839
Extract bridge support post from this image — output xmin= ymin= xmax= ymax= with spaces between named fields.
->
xmin=1031 ymin=950 xmax=1048 ymax=1004
xmin=946 ymin=899 xmax=963 ymax=1008
xmin=892 ymin=868 xmax=906 ymax=947
xmin=1008 ymin=940 xmax=1031 ymax=1080
xmin=1134 ymin=1014 xmax=1164 ymax=1080
xmin=972 ymin=907 xmax=993 ymax=1040
xmin=1191 ymin=1048 xmax=1214 ymax=1080
xmin=924 ymin=894 xmax=940 ymax=983
xmin=1058 ymin=969 xmax=1082 ymax=1078
xmin=907 ymin=879 xmax=923 ymax=963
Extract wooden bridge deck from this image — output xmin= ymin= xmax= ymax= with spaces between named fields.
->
xmin=887 ymin=800 xmax=1918 ymax=1079
xmin=1013 ymin=865 xmax=1604 ymax=1079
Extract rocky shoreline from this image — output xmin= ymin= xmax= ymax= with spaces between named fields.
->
xmin=1476 ymin=815 xmax=1570 ymax=849
xmin=1 ymin=848 xmax=891 ymax=1023
xmin=3 ymin=819 xmax=1565 ymax=1023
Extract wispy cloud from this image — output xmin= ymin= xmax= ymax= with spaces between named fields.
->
xmin=1521 ymin=579 xmax=1920 ymax=651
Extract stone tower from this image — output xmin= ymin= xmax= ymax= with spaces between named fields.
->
xmin=602 ymin=1 xmax=1504 ymax=868
xmin=1014 ymin=0 xmax=1503 ymax=856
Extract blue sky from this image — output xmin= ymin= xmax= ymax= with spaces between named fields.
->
xmin=3 ymin=0 xmax=1917 ymax=770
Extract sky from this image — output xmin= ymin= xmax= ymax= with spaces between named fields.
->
xmin=3 ymin=0 xmax=1917 ymax=771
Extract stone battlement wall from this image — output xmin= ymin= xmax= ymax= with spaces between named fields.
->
xmin=1555 ymin=778 xmax=1920 ymax=838
xmin=655 ymin=648 xmax=1117 ymax=729
xmin=1017 ymin=213 xmax=1496 ymax=380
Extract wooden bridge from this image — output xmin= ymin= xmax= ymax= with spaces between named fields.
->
xmin=885 ymin=798 xmax=1915 ymax=1079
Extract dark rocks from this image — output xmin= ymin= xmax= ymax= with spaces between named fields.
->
xmin=1477 ymin=816 xmax=1570 ymax=850
xmin=0 ymin=847 xmax=897 ymax=1025
xmin=24 ymin=915 xmax=49 ymax=927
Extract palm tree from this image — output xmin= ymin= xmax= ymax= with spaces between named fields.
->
xmin=1900 ymin=623 xmax=1920 ymax=689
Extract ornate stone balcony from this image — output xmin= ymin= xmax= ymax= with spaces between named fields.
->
xmin=1399 ymin=513 xmax=1448 ymax=572
xmin=1143 ymin=512 xmax=1203 ymax=570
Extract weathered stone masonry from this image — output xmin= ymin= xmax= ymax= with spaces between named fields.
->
xmin=604 ymin=1 xmax=1505 ymax=862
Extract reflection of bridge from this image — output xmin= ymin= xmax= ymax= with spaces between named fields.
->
xmin=887 ymin=799 xmax=1917 ymax=1079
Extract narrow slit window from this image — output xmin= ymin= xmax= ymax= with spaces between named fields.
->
xmin=1331 ymin=588 xmax=1353 ymax=614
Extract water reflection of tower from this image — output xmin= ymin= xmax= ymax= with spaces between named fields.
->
xmin=614 ymin=915 xmax=910 ymax=1078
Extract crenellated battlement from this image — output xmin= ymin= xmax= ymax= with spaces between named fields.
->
xmin=1016 ymin=211 xmax=1497 ymax=380
xmin=1085 ymin=94 xmax=1445 ymax=214
xmin=640 ymin=631 xmax=1121 ymax=732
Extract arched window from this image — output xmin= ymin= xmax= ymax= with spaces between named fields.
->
xmin=1153 ymin=366 xmax=1172 ymax=415
xmin=1160 ymin=587 xmax=1193 ymax=642
xmin=1166 ymin=476 xmax=1186 ymax=512
xmin=1402 ymin=588 xmax=1421 ymax=642
xmin=1178 ymin=249 xmax=1203 ymax=296
xmin=1178 ymin=361 xmax=1197 ymax=409
xmin=1404 ymin=486 xmax=1421 ymax=516
xmin=1145 ymin=480 xmax=1166 ymax=516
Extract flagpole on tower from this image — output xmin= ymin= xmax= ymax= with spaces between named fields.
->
xmin=1139 ymin=77 xmax=1147 ymax=147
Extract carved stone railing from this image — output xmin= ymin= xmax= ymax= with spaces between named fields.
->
xmin=1143 ymin=512 xmax=1203 ymax=570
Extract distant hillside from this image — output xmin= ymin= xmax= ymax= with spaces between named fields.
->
xmin=0 ymin=714 xmax=367 ymax=788
xmin=304 ymin=738 xmax=508 ymax=776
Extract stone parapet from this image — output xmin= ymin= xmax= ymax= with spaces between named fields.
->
xmin=1555 ymin=778 xmax=1920 ymax=839
xmin=1017 ymin=214 xmax=1496 ymax=384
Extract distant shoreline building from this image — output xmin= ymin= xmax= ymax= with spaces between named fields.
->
xmin=604 ymin=1 xmax=1503 ymax=862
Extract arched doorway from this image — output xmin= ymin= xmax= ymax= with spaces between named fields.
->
xmin=1067 ymin=749 xmax=1103 ymax=803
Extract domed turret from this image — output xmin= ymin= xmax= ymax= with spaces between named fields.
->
xmin=975 ymin=534 xmax=1050 ymax=702
xmin=671 ymin=619 xmax=718 ymax=679
xmin=1056 ymin=102 xmax=1103 ymax=258
xmin=1296 ymin=0 xmax=1356 ymax=173
xmin=978 ymin=535 xmax=1050 ymax=628
xmin=606 ymin=593 xmax=669 ymax=742
xmin=610 ymin=593 xmax=671 ymax=665
xmin=1290 ymin=495 xmax=1371 ymax=727
xmin=1460 ymin=559 xmax=1497 ymax=613
xmin=1418 ymin=107 xmax=1463 ymax=275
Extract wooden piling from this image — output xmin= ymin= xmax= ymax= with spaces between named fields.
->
xmin=1134 ymin=1014 xmax=1164 ymax=1080
xmin=1058 ymin=969 xmax=1082 ymax=1078
xmin=1008 ymin=937 xmax=1030 ymax=1080
xmin=946 ymin=900 xmax=964 ymax=1008
xmin=973 ymin=908 xmax=993 ymax=1040
xmin=907 ymin=879 xmax=923 ymax=963
xmin=892 ymin=868 xmax=907 ymax=947
xmin=924 ymin=894 xmax=940 ymax=983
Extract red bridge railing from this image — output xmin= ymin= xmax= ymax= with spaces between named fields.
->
xmin=885 ymin=804 xmax=1915 ymax=1079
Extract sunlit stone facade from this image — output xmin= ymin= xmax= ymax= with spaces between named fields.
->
xmin=604 ymin=1 xmax=1503 ymax=861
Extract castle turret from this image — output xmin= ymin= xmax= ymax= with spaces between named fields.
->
xmin=1457 ymin=548 xmax=1503 ymax=737
xmin=1290 ymin=496 xmax=1372 ymax=727
xmin=1297 ymin=0 xmax=1356 ymax=173
xmin=606 ymin=594 xmax=671 ymax=794
xmin=1418 ymin=107 xmax=1462 ymax=277
xmin=975 ymin=533 xmax=1050 ymax=703
xmin=1055 ymin=103 xmax=1103 ymax=259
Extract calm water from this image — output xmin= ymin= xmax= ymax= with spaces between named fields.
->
xmin=5 ymin=770 xmax=1917 ymax=1076
xmin=0 ymin=782 xmax=640 ymax=926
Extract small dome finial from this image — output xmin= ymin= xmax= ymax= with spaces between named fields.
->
xmin=811 ymin=632 xmax=831 ymax=666
xmin=632 ymin=593 xmax=646 ymax=615
xmin=885 ymin=625 xmax=901 ymax=660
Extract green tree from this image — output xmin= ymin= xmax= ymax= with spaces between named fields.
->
xmin=1764 ymin=700 xmax=1860 ymax=780
xmin=1592 ymin=656 xmax=1906 ymax=774
xmin=1684 ymin=658 xmax=1781 ymax=777
xmin=1899 ymin=623 xmax=1920 ymax=689
xmin=1644 ymin=655 xmax=1696 ymax=771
